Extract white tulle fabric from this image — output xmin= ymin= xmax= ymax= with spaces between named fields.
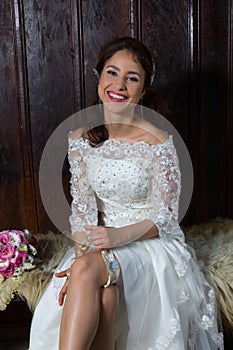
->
xmin=29 ymin=136 xmax=223 ymax=350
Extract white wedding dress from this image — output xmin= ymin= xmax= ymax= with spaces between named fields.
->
xmin=29 ymin=136 xmax=224 ymax=350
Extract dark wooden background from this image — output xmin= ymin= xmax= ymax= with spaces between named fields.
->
xmin=0 ymin=0 xmax=232 ymax=234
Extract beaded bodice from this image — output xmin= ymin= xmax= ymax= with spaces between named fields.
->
xmin=68 ymin=136 xmax=183 ymax=242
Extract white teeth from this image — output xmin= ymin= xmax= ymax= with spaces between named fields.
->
xmin=109 ymin=92 xmax=126 ymax=100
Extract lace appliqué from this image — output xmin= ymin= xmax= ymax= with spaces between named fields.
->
xmin=148 ymin=138 xmax=181 ymax=241
xmin=201 ymin=289 xmax=224 ymax=349
xmin=174 ymin=249 xmax=191 ymax=277
xmin=153 ymin=318 xmax=181 ymax=349
xmin=177 ymin=287 xmax=190 ymax=304
xmin=188 ymin=288 xmax=224 ymax=350
xmin=68 ymin=138 xmax=98 ymax=241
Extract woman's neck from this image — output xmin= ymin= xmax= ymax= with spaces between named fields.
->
xmin=105 ymin=123 xmax=136 ymax=139
xmin=103 ymin=105 xmax=141 ymax=139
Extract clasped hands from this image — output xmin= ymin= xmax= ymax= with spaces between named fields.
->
xmin=85 ymin=224 xmax=126 ymax=249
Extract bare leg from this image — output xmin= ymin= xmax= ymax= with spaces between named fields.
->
xmin=59 ymin=251 xmax=109 ymax=350
xmin=90 ymin=285 xmax=118 ymax=350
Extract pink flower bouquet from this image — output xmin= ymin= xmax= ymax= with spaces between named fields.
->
xmin=0 ymin=229 xmax=37 ymax=280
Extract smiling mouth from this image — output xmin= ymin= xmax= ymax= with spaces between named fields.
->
xmin=107 ymin=91 xmax=128 ymax=102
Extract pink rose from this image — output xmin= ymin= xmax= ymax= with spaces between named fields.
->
xmin=0 ymin=244 xmax=15 ymax=260
xmin=0 ymin=231 xmax=10 ymax=244
xmin=11 ymin=250 xmax=27 ymax=267
xmin=9 ymin=230 xmax=26 ymax=246
xmin=0 ymin=259 xmax=10 ymax=272
xmin=1 ymin=263 xmax=15 ymax=278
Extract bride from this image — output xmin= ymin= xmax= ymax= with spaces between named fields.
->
xmin=29 ymin=36 xmax=223 ymax=350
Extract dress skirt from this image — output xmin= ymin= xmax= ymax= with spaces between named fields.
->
xmin=29 ymin=228 xmax=223 ymax=350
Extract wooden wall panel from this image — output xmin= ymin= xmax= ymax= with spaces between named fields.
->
xmin=142 ymin=0 xmax=190 ymax=138
xmin=197 ymin=0 xmax=229 ymax=221
xmin=23 ymin=0 xmax=77 ymax=231
xmin=227 ymin=0 xmax=233 ymax=219
xmin=187 ymin=0 xmax=202 ymax=225
xmin=0 ymin=1 xmax=37 ymax=231
xmin=0 ymin=2 xmax=20 ymax=228
xmin=23 ymin=0 xmax=76 ymax=168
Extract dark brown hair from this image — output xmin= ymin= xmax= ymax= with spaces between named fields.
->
xmin=84 ymin=37 xmax=168 ymax=145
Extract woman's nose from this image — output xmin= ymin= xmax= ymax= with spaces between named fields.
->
xmin=115 ymin=77 xmax=126 ymax=91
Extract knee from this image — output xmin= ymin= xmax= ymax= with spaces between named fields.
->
xmin=69 ymin=254 xmax=99 ymax=284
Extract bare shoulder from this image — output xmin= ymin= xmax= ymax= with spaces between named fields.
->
xmin=136 ymin=120 xmax=168 ymax=146
xmin=68 ymin=127 xmax=85 ymax=141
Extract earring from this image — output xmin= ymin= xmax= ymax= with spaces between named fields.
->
xmin=93 ymin=68 xmax=99 ymax=79
xmin=150 ymin=62 xmax=156 ymax=85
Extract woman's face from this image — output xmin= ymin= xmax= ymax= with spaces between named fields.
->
xmin=98 ymin=50 xmax=145 ymax=107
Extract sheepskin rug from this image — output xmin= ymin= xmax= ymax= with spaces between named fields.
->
xmin=0 ymin=218 xmax=232 ymax=333
xmin=183 ymin=217 xmax=233 ymax=332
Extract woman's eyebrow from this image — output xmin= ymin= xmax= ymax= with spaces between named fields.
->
xmin=106 ymin=65 xmax=141 ymax=77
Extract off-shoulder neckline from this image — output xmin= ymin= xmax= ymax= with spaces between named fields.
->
xmin=71 ymin=135 xmax=173 ymax=150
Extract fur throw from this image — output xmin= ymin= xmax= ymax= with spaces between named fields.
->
xmin=0 ymin=218 xmax=232 ymax=332
xmin=184 ymin=217 xmax=233 ymax=332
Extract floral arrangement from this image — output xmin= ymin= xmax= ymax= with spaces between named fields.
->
xmin=0 ymin=229 xmax=37 ymax=282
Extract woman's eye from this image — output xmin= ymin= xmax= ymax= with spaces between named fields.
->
xmin=127 ymin=76 xmax=139 ymax=82
xmin=107 ymin=70 xmax=117 ymax=77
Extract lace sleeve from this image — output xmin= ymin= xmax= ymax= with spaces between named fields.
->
xmin=148 ymin=137 xmax=181 ymax=241
xmin=68 ymin=136 xmax=98 ymax=243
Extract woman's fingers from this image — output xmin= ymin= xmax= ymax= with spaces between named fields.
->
xmin=84 ymin=225 xmax=96 ymax=230
xmin=90 ymin=233 xmax=106 ymax=247
xmin=84 ymin=225 xmax=112 ymax=248
xmin=55 ymin=271 xmax=67 ymax=278
xmin=55 ymin=269 xmax=71 ymax=306
xmin=58 ymin=280 xmax=69 ymax=306
xmin=55 ymin=268 xmax=70 ymax=278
